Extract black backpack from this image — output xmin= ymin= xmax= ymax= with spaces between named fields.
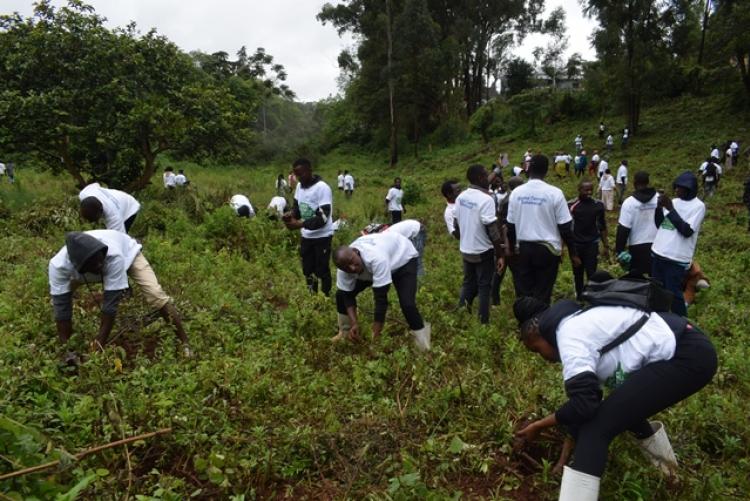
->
xmin=705 ymin=162 xmax=718 ymax=180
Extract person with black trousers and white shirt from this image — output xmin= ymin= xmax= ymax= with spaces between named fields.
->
xmin=513 ymin=295 xmax=717 ymax=501
xmin=453 ymin=164 xmax=507 ymax=324
xmin=568 ymin=180 xmax=609 ymax=300
xmin=507 ymin=155 xmax=580 ymax=304
xmin=615 ymin=171 xmax=658 ymax=276
xmin=651 ymin=172 xmax=706 ymax=316
xmin=283 ymin=158 xmax=334 ymax=296
xmin=616 ymin=160 xmax=628 ymax=204
xmin=385 ymin=178 xmax=405 ymax=223
xmin=332 ymin=232 xmax=430 ymax=351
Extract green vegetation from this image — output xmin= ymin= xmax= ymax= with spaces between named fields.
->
xmin=1 ymin=94 xmax=749 ymax=499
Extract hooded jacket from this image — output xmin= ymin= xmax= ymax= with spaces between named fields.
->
xmin=673 ymin=171 xmax=699 ymax=200
xmin=66 ymin=232 xmax=108 ymax=273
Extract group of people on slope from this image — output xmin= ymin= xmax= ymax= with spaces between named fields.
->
xmin=162 ymin=166 xmax=189 ymax=188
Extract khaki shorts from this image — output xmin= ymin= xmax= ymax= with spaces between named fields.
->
xmin=128 ymin=252 xmax=171 ymax=310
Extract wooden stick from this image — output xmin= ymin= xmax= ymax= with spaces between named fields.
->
xmin=0 ymin=428 xmax=172 ymax=482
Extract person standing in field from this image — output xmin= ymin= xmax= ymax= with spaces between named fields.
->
xmin=332 ymin=232 xmax=430 ymax=351
xmin=652 ymin=172 xmax=706 ymax=316
xmin=589 ymin=150 xmax=600 ymax=177
xmin=507 ymin=154 xmax=580 ymax=304
xmin=283 ymin=158 xmax=334 ymax=296
xmin=512 ymin=295 xmax=717 ymax=501
xmin=597 ymin=156 xmax=608 ymax=180
xmin=5 ymin=161 xmax=15 ymax=183
xmin=48 ymin=230 xmax=192 ymax=356
xmin=698 ymin=157 xmax=722 ymax=198
xmin=616 ymin=160 xmax=628 ymax=204
xmin=622 ymin=127 xmax=630 ymax=149
xmin=575 ymin=134 xmax=583 ymax=153
xmin=344 ymin=171 xmax=355 ymax=198
xmin=730 ymin=140 xmax=739 ymax=166
xmin=615 ymin=171 xmax=658 ymax=277
xmin=441 ymin=179 xmax=461 ymax=238
xmin=337 ymin=170 xmax=344 ymax=191
xmin=454 ymin=164 xmax=506 ymax=323
xmin=575 ymin=151 xmax=587 ymax=178
xmin=598 ymin=168 xmax=616 ymax=211
xmin=709 ymin=144 xmax=720 ymax=160
xmin=385 ymin=178 xmax=405 ymax=224
xmin=230 ymin=194 xmax=255 ymax=218
xmin=79 ymin=183 xmax=141 ymax=234
xmin=606 ymin=133 xmax=614 ymax=154
xmin=568 ymin=180 xmax=609 ymax=300
xmin=175 ymin=169 xmax=188 ymax=187
xmin=598 ymin=121 xmax=605 ymax=139
xmin=163 ymin=167 xmax=176 ymax=189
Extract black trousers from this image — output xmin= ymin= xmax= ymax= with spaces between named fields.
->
xmin=571 ymin=326 xmax=717 ymax=477
xmin=629 ymin=243 xmax=652 ymax=277
xmin=390 ymin=210 xmax=403 ymax=224
xmin=513 ymin=242 xmax=560 ymax=304
xmin=124 ymin=213 xmax=138 ymax=233
xmin=460 ymin=249 xmax=495 ymax=324
xmin=573 ymin=241 xmax=599 ymax=299
xmin=335 ymin=258 xmax=424 ymax=330
xmin=300 ymin=236 xmax=332 ymax=295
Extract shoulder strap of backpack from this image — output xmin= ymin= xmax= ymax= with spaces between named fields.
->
xmin=598 ymin=314 xmax=650 ymax=355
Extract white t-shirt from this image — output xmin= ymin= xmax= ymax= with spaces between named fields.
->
xmin=294 ymin=179 xmax=334 ymax=238
xmin=710 ymin=148 xmax=720 ymax=159
xmin=174 ymin=174 xmax=187 ymax=186
xmin=512 ymin=166 xmax=523 ymax=176
xmin=651 ymin=197 xmax=706 ymax=263
xmin=386 ymin=219 xmax=422 ymax=240
xmin=606 ymin=135 xmax=614 ymax=145
xmin=557 ymin=306 xmax=677 ymax=385
xmin=598 ymin=159 xmax=609 ymax=177
xmin=336 ymin=232 xmax=418 ymax=290
xmin=730 ymin=141 xmax=739 ymax=153
xmin=616 ymin=165 xmax=628 ymax=185
xmin=49 ymin=229 xmax=142 ymax=295
xmin=507 ymin=179 xmax=571 ymax=253
xmin=592 ymin=153 xmax=600 ymax=163
xmin=337 ymin=174 xmax=344 ymax=188
xmin=455 ymin=187 xmax=497 ymax=254
xmin=267 ymin=196 xmax=287 ymax=215
xmin=344 ymin=174 xmax=354 ymax=190
xmin=599 ymin=174 xmax=615 ymax=191
xmin=0 ymin=163 xmax=5 ymax=175
xmin=230 ymin=194 xmax=255 ymax=217
xmin=386 ymin=187 xmax=404 ymax=211
xmin=623 ymin=129 xmax=629 ymax=139
xmin=618 ymin=193 xmax=659 ymax=246
xmin=726 ymin=148 xmax=733 ymax=160
xmin=79 ymin=183 xmax=141 ymax=233
xmin=444 ymin=203 xmax=456 ymax=235
xmin=163 ymin=172 xmax=176 ymax=187
xmin=698 ymin=161 xmax=723 ymax=182
xmin=554 ymin=155 xmax=567 ymax=164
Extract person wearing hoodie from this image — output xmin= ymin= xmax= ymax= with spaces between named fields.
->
xmin=283 ymin=158 xmax=334 ymax=296
xmin=512 ymin=295 xmax=717 ymax=501
xmin=615 ymin=171 xmax=659 ymax=277
xmin=568 ymin=180 xmax=609 ymax=300
xmin=48 ymin=230 xmax=191 ymax=355
xmin=79 ymin=183 xmax=141 ymax=234
xmin=651 ymin=172 xmax=706 ymax=316
xmin=332 ymin=232 xmax=430 ymax=351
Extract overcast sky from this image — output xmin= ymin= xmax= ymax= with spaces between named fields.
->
xmin=4 ymin=0 xmax=597 ymax=102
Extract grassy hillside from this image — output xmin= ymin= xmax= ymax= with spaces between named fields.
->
xmin=1 ymin=94 xmax=749 ymax=500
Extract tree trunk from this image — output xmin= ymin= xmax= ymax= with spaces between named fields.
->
xmin=626 ymin=0 xmax=639 ymax=135
xmin=386 ymin=0 xmax=398 ymax=166
xmin=129 ymin=132 xmax=159 ymax=191
xmin=698 ymin=0 xmax=710 ymax=65
xmin=736 ymin=51 xmax=750 ymax=99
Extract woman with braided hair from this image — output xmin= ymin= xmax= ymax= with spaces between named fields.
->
xmin=512 ymin=295 xmax=717 ymax=500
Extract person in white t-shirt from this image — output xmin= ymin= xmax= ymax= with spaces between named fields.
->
xmin=441 ymin=179 xmax=461 ymax=238
xmin=698 ymin=156 xmax=722 ymax=198
xmin=333 ymin=232 xmax=430 ymax=351
xmin=615 ymin=171 xmax=658 ymax=277
xmin=79 ymin=183 xmax=141 ymax=234
xmin=229 ymin=194 xmax=255 ymax=218
xmin=344 ymin=171 xmax=355 ymax=197
xmin=337 ymin=170 xmax=344 ymax=191
xmin=616 ymin=160 xmax=628 ymax=204
xmin=163 ymin=167 xmax=176 ymax=189
xmin=598 ymin=168 xmax=616 ymax=211
xmin=267 ymin=196 xmax=287 ymax=219
xmin=574 ymin=134 xmax=583 ymax=153
xmin=651 ymin=172 xmax=706 ymax=316
xmin=385 ymin=178 xmax=405 ymax=224
xmin=454 ymin=164 xmax=507 ymax=323
xmin=283 ymin=158 xmax=334 ymax=296
xmin=386 ymin=219 xmax=427 ymax=277
xmin=597 ymin=157 xmax=609 ymax=180
xmin=709 ymin=144 xmax=720 ymax=160
xmin=512 ymin=295 xmax=717 ymax=501
xmin=622 ymin=127 xmax=630 ymax=149
xmin=49 ymin=230 xmax=191 ymax=356
xmin=175 ymin=169 xmax=188 ymax=186
xmin=589 ymin=150 xmax=600 ymax=177
xmin=512 ymin=165 xmax=523 ymax=177
xmin=0 ymin=162 xmax=5 ymax=177
xmin=606 ymin=134 xmax=614 ymax=153
xmin=507 ymin=155 xmax=580 ymax=304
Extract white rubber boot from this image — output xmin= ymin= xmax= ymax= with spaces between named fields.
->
xmin=638 ymin=421 xmax=678 ymax=476
xmin=559 ymin=466 xmax=600 ymax=501
xmin=411 ymin=322 xmax=431 ymax=352
xmin=332 ymin=313 xmax=351 ymax=342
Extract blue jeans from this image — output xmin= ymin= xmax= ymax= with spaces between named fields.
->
xmin=651 ymin=253 xmax=689 ymax=316
xmin=460 ymin=249 xmax=495 ymax=324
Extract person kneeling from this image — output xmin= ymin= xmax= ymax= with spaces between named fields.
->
xmin=333 ymin=232 xmax=430 ymax=351
xmin=49 ymin=231 xmax=191 ymax=357
xmin=512 ymin=297 xmax=716 ymax=501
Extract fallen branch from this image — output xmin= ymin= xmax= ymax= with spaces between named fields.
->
xmin=0 ymin=428 xmax=172 ymax=482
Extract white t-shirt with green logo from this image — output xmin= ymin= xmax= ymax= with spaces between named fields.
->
xmin=294 ymin=180 xmax=333 ymax=239
xmin=651 ymin=198 xmax=705 ymax=263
